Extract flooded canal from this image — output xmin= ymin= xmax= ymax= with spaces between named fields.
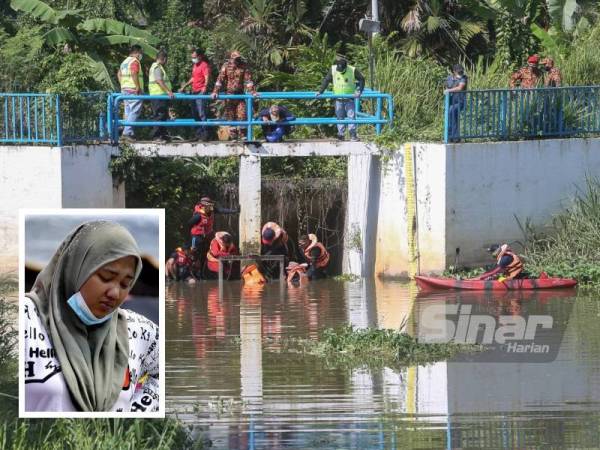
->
xmin=166 ymin=280 xmax=600 ymax=449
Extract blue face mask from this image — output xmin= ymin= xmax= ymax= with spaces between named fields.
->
xmin=66 ymin=291 xmax=114 ymax=326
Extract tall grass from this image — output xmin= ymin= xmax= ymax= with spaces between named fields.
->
xmin=0 ymin=288 xmax=204 ymax=450
xmin=522 ymin=177 xmax=600 ymax=283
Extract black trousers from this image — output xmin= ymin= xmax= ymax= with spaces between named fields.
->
xmin=151 ymin=100 xmax=168 ymax=138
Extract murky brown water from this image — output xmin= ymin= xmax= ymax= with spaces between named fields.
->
xmin=166 ymin=279 xmax=600 ymax=449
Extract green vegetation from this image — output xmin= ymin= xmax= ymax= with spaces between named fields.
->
xmin=4 ymin=0 xmax=600 ymax=143
xmin=521 ymin=177 xmax=600 ymax=284
xmin=0 ymin=289 xmax=204 ymax=450
xmin=285 ymin=325 xmax=481 ymax=369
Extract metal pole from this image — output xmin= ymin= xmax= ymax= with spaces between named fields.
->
xmin=368 ymin=34 xmax=375 ymax=90
xmin=372 ymin=0 xmax=379 ymax=35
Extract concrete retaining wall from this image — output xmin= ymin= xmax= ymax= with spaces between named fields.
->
xmin=2 ymin=137 xmax=598 ymax=275
xmin=375 ymin=138 xmax=600 ymax=277
xmin=0 ymin=145 xmax=120 ymax=258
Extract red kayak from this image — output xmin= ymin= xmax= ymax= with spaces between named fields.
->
xmin=415 ymin=275 xmax=577 ymax=291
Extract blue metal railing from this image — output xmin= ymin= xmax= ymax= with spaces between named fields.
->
xmin=0 ymin=92 xmax=109 ymax=146
xmin=108 ymin=90 xmax=393 ymax=143
xmin=0 ymin=93 xmax=61 ymax=145
xmin=1 ymin=90 xmax=393 ymax=145
xmin=444 ymin=86 xmax=600 ymax=143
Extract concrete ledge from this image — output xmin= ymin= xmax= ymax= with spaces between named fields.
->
xmin=129 ymin=139 xmax=378 ymax=157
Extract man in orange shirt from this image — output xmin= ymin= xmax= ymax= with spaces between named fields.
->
xmin=180 ymin=48 xmax=211 ymax=141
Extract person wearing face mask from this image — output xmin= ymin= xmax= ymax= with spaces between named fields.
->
xmin=257 ymin=104 xmax=295 ymax=142
xmin=541 ymin=57 xmax=562 ymax=87
xmin=315 ymin=56 xmax=365 ymax=141
xmin=23 ymin=221 xmax=160 ymax=413
xmin=148 ymin=50 xmax=175 ymax=143
xmin=211 ymin=50 xmax=259 ymax=140
xmin=180 ymin=48 xmax=211 ymax=141
xmin=118 ymin=45 xmax=145 ymax=142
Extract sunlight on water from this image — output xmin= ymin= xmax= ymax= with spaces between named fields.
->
xmin=165 ymin=279 xmax=600 ymax=449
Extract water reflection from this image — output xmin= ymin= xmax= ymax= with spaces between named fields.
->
xmin=166 ymin=279 xmax=600 ymax=449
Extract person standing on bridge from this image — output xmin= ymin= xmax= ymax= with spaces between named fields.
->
xmin=149 ymin=50 xmax=175 ymax=143
xmin=211 ymin=51 xmax=259 ymax=141
xmin=180 ymin=48 xmax=211 ymax=141
xmin=315 ymin=56 xmax=365 ymax=142
xmin=509 ymin=55 xmax=543 ymax=89
xmin=444 ymin=64 xmax=468 ymax=142
xmin=118 ymin=45 xmax=144 ymax=142
xmin=541 ymin=57 xmax=562 ymax=87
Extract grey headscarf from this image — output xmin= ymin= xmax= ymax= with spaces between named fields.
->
xmin=26 ymin=220 xmax=143 ymax=412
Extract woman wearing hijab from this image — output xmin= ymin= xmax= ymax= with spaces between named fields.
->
xmin=23 ymin=220 xmax=160 ymax=413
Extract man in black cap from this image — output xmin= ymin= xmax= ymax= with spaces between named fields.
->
xmin=478 ymin=244 xmax=525 ymax=281
xmin=316 ymin=56 xmax=365 ymax=141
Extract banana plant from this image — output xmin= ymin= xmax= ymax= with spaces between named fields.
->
xmin=10 ymin=0 xmax=159 ymax=89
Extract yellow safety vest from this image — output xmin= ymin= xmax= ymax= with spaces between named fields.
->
xmin=148 ymin=62 xmax=172 ymax=95
xmin=119 ymin=56 xmax=144 ymax=91
xmin=332 ymin=65 xmax=356 ymax=95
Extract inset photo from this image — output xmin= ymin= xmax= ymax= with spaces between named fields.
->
xmin=19 ymin=209 xmax=165 ymax=418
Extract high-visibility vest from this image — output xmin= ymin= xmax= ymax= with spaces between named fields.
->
xmin=497 ymin=250 xmax=524 ymax=279
xmin=149 ymin=62 xmax=172 ymax=95
xmin=120 ymin=56 xmax=144 ymax=91
xmin=304 ymin=241 xmax=330 ymax=269
xmin=331 ymin=65 xmax=356 ymax=95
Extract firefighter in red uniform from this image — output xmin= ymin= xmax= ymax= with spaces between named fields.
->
xmin=205 ymin=231 xmax=240 ymax=279
xmin=298 ymin=234 xmax=330 ymax=280
xmin=478 ymin=244 xmax=525 ymax=281
xmin=189 ymin=196 xmax=238 ymax=268
xmin=166 ymin=247 xmax=195 ymax=282
xmin=261 ymin=221 xmax=293 ymax=278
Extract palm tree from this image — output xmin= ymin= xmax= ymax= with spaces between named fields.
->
xmin=399 ymin=0 xmax=488 ymax=63
xmin=10 ymin=0 xmax=159 ymax=88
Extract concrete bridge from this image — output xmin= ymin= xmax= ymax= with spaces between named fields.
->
xmin=3 ymin=137 xmax=600 ymax=277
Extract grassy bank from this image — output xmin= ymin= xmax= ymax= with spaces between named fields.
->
xmin=0 ymin=295 xmax=206 ymax=450
xmin=285 ymin=325 xmax=480 ymax=370
xmin=522 ymin=177 xmax=600 ymax=284
xmin=441 ymin=178 xmax=600 ymax=285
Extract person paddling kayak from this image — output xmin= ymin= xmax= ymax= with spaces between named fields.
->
xmin=478 ymin=244 xmax=525 ymax=281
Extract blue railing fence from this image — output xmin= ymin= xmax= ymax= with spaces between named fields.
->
xmin=0 ymin=92 xmax=109 ymax=146
xmin=444 ymin=86 xmax=600 ymax=143
xmin=107 ymin=90 xmax=394 ymax=143
xmin=1 ymin=93 xmax=61 ymax=145
xmin=61 ymin=92 xmax=109 ymax=143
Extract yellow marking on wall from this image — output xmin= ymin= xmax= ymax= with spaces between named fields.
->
xmin=406 ymin=365 xmax=417 ymax=416
xmin=404 ymin=142 xmax=419 ymax=277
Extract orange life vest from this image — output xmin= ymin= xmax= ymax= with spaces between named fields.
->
xmin=286 ymin=263 xmax=308 ymax=284
xmin=175 ymin=249 xmax=190 ymax=266
xmin=304 ymin=241 xmax=330 ymax=269
xmin=206 ymin=232 xmax=237 ymax=273
xmin=241 ymin=263 xmax=267 ymax=286
xmin=497 ymin=249 xmax=523 ymax=279
xmin=261 ymin=221 xmax=288 ymax=246
xmin=191 ymin=205 xmax=214 ymax=236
